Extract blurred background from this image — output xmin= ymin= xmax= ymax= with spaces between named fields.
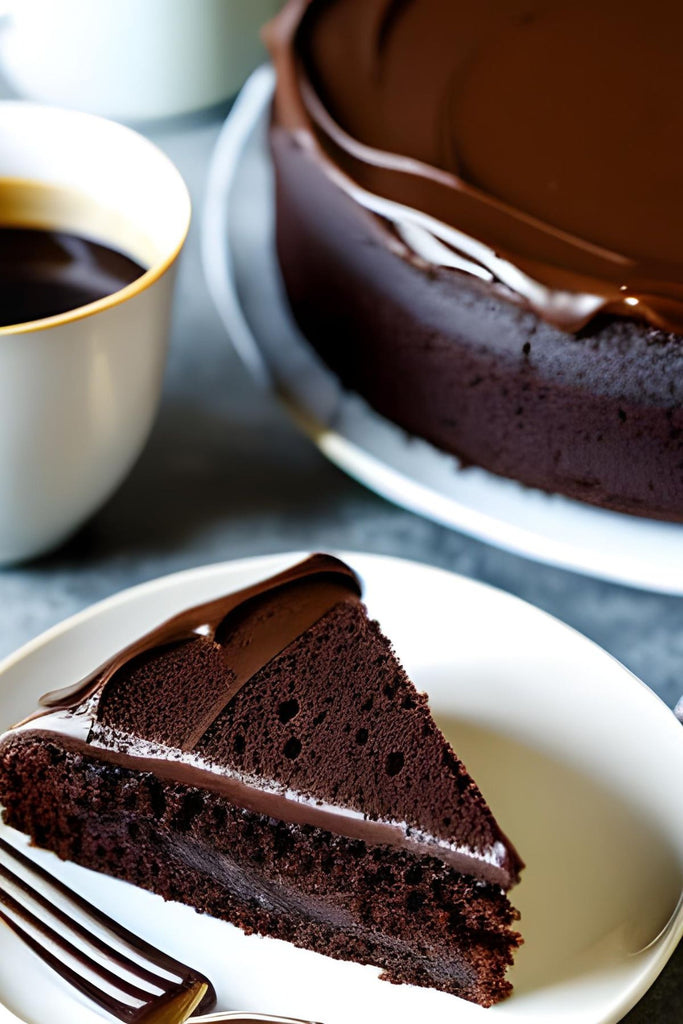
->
xmin=0 ymin=2 xmax=680 ymax=1017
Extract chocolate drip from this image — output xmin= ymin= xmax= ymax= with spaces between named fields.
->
xmin=267 ymin=0 xmax=683 ymax=333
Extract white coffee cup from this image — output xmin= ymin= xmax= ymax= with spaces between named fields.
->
xmin=0 ymin=102 xmax=190 ymax=564
xmin=0 ymin=0 xmax=283 ymax=121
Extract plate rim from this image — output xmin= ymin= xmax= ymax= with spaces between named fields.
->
xmin=0 ymin=550 xmax=681 ymax=1024
xmin=202 ymin=64 xmax=683 ymax=596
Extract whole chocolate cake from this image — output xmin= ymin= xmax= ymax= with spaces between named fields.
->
xmin=267 ymin=0 xmax=683 ymax=520
xmin=0 ymin=555 xmax=522 ymax=1007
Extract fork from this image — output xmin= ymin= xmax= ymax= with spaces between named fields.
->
xmin=0 ymin=837 xmax=318 ymax=1024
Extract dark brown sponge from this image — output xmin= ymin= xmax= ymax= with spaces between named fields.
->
xmin=97 ymin=602 xmax=517 ymax=864
xmin=0 ymin=735 xmax=521 ymax=1007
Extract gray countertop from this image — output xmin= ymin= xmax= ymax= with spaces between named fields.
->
xmin=0 ymin=103 xmax=680 ymax=1021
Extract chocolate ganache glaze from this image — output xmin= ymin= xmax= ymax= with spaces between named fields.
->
xmin=6 ymin=554 xmax=521 ymax=890
xmin=268 ymin=0 xmax=683 ymax=333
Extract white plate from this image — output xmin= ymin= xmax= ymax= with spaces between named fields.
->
xmin=202 ymin=67 xmax=683 ymax=595
xmin=1 ymin=552 xmax=682 ymax=1024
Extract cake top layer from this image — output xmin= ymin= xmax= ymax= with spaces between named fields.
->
xmin=268 ymin=0 xmax=683 ymax=333
xmin=40 ymin=553 xmax=361 ymax=726
xmin=18 ymin=554 xmax=522 ymax=889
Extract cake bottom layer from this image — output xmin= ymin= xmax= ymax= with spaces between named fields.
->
xmin=0 ymin=735 xmax=521 ymax=1007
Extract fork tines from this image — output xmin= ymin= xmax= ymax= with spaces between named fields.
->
xmin=0 ymin=835 xmax=215 ymax=1022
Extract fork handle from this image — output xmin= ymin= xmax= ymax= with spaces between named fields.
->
xmin=190 ymin=1013 xmax=320 ymax=1023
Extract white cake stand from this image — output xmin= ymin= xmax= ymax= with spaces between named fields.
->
xmin=202 ymin=66 xmax=683 ymax=594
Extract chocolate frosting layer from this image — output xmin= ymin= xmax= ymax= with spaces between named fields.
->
xmin=13 ymin=730 xmax=514 ymax=887
xmin=267 ymin=0 xmax=683 ymax=333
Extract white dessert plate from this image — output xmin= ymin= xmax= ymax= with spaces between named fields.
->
xmin=1 ymin=552 xmax=682 ymax=1024
xmin=202 ymin=67 xmax=683 ymax=595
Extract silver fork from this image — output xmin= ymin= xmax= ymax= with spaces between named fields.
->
xmin=0 ymin=837 xmax=318 ymax=1024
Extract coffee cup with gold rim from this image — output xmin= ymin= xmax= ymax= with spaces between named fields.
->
xmin=0 ymin=101 xmax=190 ymax=564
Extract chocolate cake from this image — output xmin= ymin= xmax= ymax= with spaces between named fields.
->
xmin=267 ymin=0 xmax=683 ymax=521
xmin=0 ymin=554 xmax=522 ymax=1007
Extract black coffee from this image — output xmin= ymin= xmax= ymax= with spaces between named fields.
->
xmin=0 ymin=227 xmax=146 ymax=328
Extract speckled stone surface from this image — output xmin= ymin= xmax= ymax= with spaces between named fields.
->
xmin=0 ymin=101 xmax=680 ymax=1021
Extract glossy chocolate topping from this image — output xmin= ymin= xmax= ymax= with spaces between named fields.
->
xmin=267 ymin=0 xmax=683 ymax=332
xmin=39 ymin=553 xmax=361 ymax=735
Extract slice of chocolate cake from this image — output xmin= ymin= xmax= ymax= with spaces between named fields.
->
xmin=0 ymin=554 xmax=523 ymax=1007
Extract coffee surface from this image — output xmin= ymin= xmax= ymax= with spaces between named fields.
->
xmin=0 ymin=227 xmax=145 ymax=328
